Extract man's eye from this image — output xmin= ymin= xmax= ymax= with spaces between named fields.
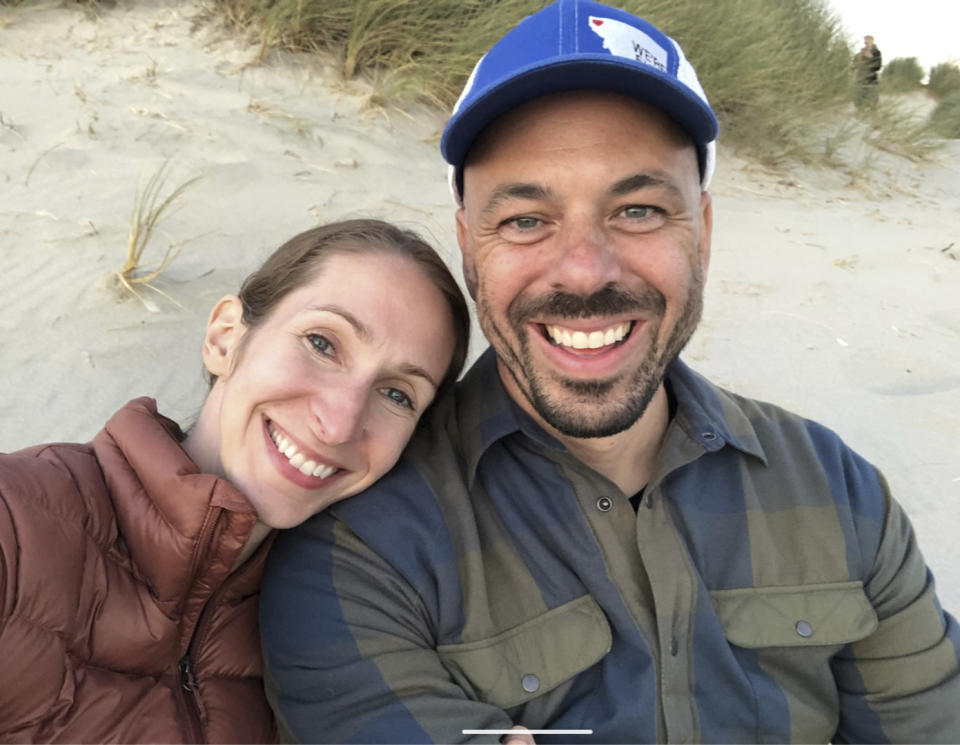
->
xmin=507 ymin=216 xmax=541 ymax=230
xmin=622 ymin=205 xmax=654 ymax=219
xmin=381 ymin=387 xmax=414 ymax=410
xmin=307 ymin=333 xmax=334 ymax=356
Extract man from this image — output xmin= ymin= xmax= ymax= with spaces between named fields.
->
xmin=261 ymin=2 xmax=960 ymax=742
xmin=854 ymin=34 xmax=882 ymax=110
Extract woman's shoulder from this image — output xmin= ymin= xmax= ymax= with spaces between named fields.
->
xmin=0 ymin=439 xmax=106 ymax=520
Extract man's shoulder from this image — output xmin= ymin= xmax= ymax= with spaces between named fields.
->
xmin=672 ymin=361 xmax=878 ymax=483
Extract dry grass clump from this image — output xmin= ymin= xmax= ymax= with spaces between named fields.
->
xmin=114 ymin=161 xmax=199 ymax=311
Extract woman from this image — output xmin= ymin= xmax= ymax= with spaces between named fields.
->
xmin=0 ymin=219 xmax=469 ymax=743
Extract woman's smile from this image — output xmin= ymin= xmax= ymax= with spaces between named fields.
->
xmin=264 ymin=417 xmax=346 ymax=489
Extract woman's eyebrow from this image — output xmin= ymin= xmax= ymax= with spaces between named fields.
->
xmin=398 ymin=363 xmax=439 ymax=389
xmin=306 ymin=305 xmax=372 ymax=342
xmin=306 ymin=306 xmax=438 ymax=388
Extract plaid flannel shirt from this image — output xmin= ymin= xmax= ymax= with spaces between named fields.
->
xmin=262 ymin=348 xmax=960 ymax=743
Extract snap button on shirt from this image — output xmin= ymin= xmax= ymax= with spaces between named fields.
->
xmin=596 ymin=496 xmax=613 ymax=512
xmin=795 ymin=620 xmax=813 ymax=638
xmin=521 ymin=674 xmax=540 ymax=693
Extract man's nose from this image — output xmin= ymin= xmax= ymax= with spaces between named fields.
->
xmin=309 ymin=387 xmax=367 ymax=446
xmin=550 ymin=220 xmax=622 ymax=295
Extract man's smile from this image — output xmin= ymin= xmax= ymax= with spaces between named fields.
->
xmin=542 ymin=320 xmax=635 ymax=351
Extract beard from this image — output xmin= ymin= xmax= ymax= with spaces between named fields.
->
xmin=478 ymin=275 xmax=704 ymax=439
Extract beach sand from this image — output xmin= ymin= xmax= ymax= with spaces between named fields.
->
xmin=2 ymin=1 xmax=958 ymax=609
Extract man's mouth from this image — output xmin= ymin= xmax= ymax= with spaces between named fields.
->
xmin=542 ymin=320 xmax=635 ymax=351
xmin=267 ymin=421 xmax=340 ymax=479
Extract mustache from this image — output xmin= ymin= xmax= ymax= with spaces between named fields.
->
xmin=509 ymin=286 xmax=665 ymax=323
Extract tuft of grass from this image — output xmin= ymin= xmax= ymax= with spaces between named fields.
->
xmin=929 ymin=91 xmax=960 ymax=139
xmin=861 ymin=100 xmax=940 ymax=161
xmin=115 ymin=161 xmax=200 ymax=311
xmin=881 ymin=57 xmax=924 ymax=93
xmin=927 ymin=62 xmax=960 ymax=101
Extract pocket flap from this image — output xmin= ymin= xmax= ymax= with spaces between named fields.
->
xmin=438 ymin=594 xmax=612 ymax=709
xmin=711 ymin=581 xmax=878 ymax=648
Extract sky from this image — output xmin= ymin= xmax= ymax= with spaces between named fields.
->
xmin=828 ymin=0 xmax=959 ymax=74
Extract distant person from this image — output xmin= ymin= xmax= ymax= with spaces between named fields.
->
xmin=855 ymin=34 xmax=882 ymax=110
xmin=262 ymin=1 xmax=960 ymax=743
xmin=0 ymin=219 xmax=469 ymax=742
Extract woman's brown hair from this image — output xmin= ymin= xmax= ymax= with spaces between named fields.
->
xmin=217 ymin=219 xmax=470 ymax=397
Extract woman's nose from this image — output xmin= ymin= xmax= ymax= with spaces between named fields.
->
xmin=309 ymin=388 xmax=366 ymax=446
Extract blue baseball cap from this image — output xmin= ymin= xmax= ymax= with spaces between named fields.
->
xmin=441 ymin=0 xmax=719 ymax=201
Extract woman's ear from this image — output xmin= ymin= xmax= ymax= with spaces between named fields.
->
xmin=202 ymin=295 xmax=246 ymax=379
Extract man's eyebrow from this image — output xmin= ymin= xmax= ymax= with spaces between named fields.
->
xmin=480 ymin=182 xmax=552 ymax=216
xmin=307 ymin=305 xmax=372 ymax=342
xmin=609 ymin=172 xmax=684 ymax=199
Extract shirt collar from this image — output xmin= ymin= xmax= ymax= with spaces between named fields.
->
xmin=457 ymin=349 xmax=767 ymax=489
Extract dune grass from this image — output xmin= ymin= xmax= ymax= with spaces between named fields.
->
xmin=881 ymin=57 xmax=925 ymax=93
xmin=208 ymin=0 xmax=935 ymax=169
xmin=927 ymin=62 xmax=960 ymax=100
xmin=929 ymin=91 xmax=960 ymax=139
xmin=115 ymin=161 xmax=199 ymax=311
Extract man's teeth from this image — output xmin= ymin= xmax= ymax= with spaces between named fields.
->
xmin=545 ymin=321 xmax=631 ymax=349
xmin=269 ymin=426 xmax=339 ymax=479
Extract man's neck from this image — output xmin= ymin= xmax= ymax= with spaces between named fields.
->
xmin=561 ymin=385 xmax=671 ymax=496
xmin=505 ymin=370 xmax=672 ymax=496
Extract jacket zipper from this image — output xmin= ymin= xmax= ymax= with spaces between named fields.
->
xmin=176 ymin=654 xmax=204 ymax=743
xmin=175 ymin=510 xmax=265 ymax=743
xmin=172 ymin=506 xmax=224 ymax=744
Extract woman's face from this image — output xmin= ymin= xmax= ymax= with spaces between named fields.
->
xmin=197 ymin=251 xmax=456 ymax=529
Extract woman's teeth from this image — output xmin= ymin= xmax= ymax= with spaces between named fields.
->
xmin=545 ymin=321 xmax=632 ymax=350
xmin=269 ymin=425 xmax=339 ymax=479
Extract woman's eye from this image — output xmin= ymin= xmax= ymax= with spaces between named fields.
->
xmin=381 ymin=387 xmax=414 ymax=410
xmin=307 ymin=333 xmax=334 ymax=356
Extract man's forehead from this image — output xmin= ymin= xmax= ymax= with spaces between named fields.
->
xmin=468 ymin=90 xmax=694 ymax=161
xmin=460 ymin=91 xmax=699 ymax=202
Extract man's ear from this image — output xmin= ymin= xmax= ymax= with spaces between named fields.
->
xmin=202 ymin=295 xmax=246 ymax=379
xmin=697 ymin=191 xmax=713 ymax=277
xmin=455 ymin=207 xmax=479 ymax=300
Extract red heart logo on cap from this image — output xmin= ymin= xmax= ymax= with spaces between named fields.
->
xmin=592 ymin=19 xmax=603 ymax=26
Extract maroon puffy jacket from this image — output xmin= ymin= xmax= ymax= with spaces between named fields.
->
xmin=0 ymin=398 xmax=277 ymax=742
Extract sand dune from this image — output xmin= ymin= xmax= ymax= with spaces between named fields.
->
xmin=1 ymin=1 xmax=958 ymax=609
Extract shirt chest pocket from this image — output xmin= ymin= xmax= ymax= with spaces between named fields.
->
xmin=710 ymin=580 xmax=878 ymax=648
xmin=437 ymin=594 xmax=612 ymax=710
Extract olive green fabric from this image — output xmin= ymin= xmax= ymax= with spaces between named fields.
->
xmin=262 ymin=351 xmax=960 ymax=743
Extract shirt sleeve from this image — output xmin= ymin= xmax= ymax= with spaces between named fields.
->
xmin=832 ymin=475 xmax=960 ymax=743
xmin=260 ymin=512 xmax=514 ymax=744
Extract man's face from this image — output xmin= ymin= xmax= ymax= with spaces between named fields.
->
xmin=456 ymin=91 xmax=712 ymax=439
